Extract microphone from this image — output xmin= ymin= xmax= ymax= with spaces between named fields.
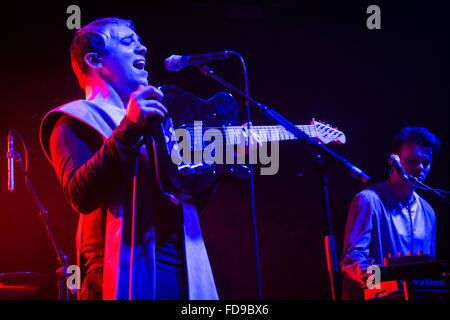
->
xmin=165 ymin=51 xmax=233 ymax=71
xmin=7 ymin=131 xmax=14 ymax=191
xmin=389 ymin=154 xmax=409 ymax=182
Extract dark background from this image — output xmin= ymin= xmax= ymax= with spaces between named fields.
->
xmin=0 ymin=1 xmax=448 ymax=299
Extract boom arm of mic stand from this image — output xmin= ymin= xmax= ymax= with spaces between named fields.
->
xmin=408 ymin=176 xmax=450 ymax=205
xmin=197 ymin=65 xmax=371 ymax=184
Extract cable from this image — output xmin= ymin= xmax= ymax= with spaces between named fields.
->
xmin=10 ymin=129 xmax=46 ymax=216
xmin=8 ymin=129 xmax=74 ymax=298
xmin=195 ymin=51 xmax=263 ymax=298
xmin=9 ymin=129 xmax=29 ymax=174
xmin=229 ymin=51 xmax=263 ymax=300
xmin=128 ymin=154 xmax=139 ymax=300
xmin=407 ymin=176 xmax=450 ymax=203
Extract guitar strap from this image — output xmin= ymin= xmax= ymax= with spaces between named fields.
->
xmin=179 ymin=193 xmax=219 ymax=300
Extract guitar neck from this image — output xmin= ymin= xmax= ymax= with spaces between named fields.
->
xmin=225 ymin=125 xmax=317 ymax=145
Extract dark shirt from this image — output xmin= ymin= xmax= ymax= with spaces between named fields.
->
xmin=50 ymin=115 xmax=144 ymax=213
xmin=49 ymin=115 xmax=186 ymax=299
xmin=49 ymin=115 xmax=145 ymax=278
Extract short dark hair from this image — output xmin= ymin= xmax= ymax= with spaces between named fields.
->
xmin=391 ymin=127 xmax=441 ymax=155
xmin=69 ymin=17 xmax=134 ymax=88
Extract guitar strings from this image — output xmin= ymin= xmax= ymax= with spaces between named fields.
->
xmin=181 ymin=126 xmax=321 ymax=136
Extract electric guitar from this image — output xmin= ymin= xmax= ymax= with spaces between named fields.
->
xmin=149 ymin=85 xmax=346 ymax=200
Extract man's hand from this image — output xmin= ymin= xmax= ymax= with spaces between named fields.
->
xmin=125 ymin=85 xmax=168 ymax=127
xmin=241 ymin=122 xmax=262 ymax=155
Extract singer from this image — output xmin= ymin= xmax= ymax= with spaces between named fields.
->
xmin=340 ymin=127 xmax=441 ymax=299
xmin=38 ymin=17 xmax=229 ymax=300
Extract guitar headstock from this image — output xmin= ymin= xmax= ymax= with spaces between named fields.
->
xmin=311 ymin=118 xmax=346 ymax=144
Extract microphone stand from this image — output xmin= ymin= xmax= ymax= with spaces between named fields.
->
xmin=196 ymin=64 xmax=371 ymax=300
xmin=10 ymin=131 xmax=76 ymax=300
xmin=408 ymin=176 xmax=450 ymax=205
xmin=312 ymin=154 xmax=342 ymax=300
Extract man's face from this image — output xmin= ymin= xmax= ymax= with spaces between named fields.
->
xmin=397 ymin=141 xmax=432 ymax=182
xmin=98 ymin=24 xmax=148 ymax=97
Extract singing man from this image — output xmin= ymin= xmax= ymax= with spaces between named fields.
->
xmin=40 ymin=17 xmax=219 ymax=300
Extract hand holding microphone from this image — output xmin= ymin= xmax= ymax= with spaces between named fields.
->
xmin=126 ymin=85 xmax=168 ymax=128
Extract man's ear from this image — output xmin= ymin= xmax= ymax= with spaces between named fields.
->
xmin=84 ymin=53 xmax=103 ymax=69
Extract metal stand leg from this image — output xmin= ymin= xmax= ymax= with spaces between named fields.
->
xmin=314 ymin=154 xmax=342 ymax=300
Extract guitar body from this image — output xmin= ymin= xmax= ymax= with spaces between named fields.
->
xmin=148 ymin=85 xmax=346 ymax=198
xmin=150 ymin=85 xmax=249 ymax=196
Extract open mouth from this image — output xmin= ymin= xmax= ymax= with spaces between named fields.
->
xmin=133 ymin=59 xmax=146 ymax=70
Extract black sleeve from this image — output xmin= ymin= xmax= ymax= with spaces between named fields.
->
xmin=49 ymin=115 xmax=146 ymax=214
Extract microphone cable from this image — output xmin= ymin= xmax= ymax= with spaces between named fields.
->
xmin=230 ymin=51 xmax=263 ymax=300
xmin=7 ymin=129 xmax=74 ymax=297
xmin=390 ymin=155 xmax=450 ymax=204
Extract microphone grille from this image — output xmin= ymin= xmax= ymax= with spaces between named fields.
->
xmin=165 ymin=55 xmax=182 ymax=72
